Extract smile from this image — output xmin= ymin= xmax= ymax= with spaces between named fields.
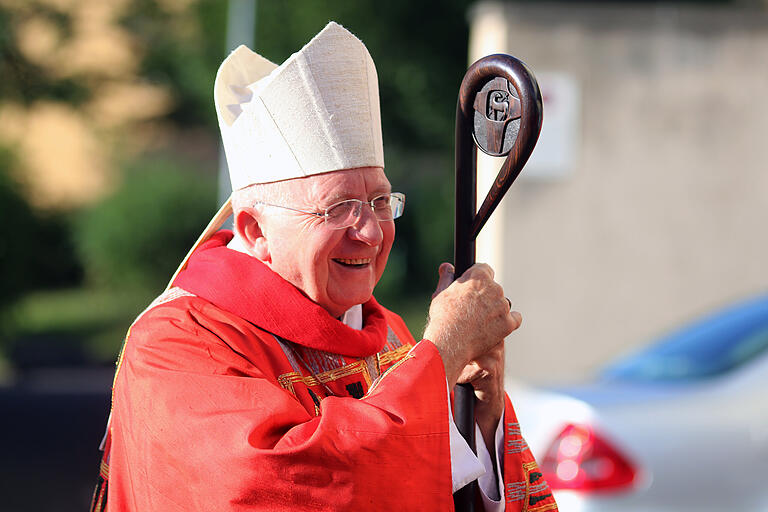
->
xmin=333 ymin=258 xmax=372 ymax=267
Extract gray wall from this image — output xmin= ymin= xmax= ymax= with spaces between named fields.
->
xmin=470 ymin=3 xmax=768 ymax=383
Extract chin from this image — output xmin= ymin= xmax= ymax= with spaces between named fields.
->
xmin=331 ymin=290 xmax=373 ymax=313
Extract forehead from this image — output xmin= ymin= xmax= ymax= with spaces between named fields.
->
xmin=290 ymin=167 xmax=391 ymax=205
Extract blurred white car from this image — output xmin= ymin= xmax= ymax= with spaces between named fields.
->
xmin=508 ymin=294 xmax=768 ymax=512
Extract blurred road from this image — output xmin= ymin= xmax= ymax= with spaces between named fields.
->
xmin=0 ymin=368 xmax=112 ymax=511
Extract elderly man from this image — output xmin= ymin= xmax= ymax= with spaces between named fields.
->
xmin=91 ymin=22 xmax=556 ymax=512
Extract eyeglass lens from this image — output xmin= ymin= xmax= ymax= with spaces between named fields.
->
xmin=325 ymin=194 xmax=403 ymax=228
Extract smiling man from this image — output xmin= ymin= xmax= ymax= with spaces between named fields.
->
xmin=232 ymin=168 xmax=397 ymax=318
xmin=91 ymin=22 xmax=556 ymax=512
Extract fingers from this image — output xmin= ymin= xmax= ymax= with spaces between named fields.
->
xmin=431 ymin=262 xmax=455 ymax=298
xmin=425 ymin=260 xmax=520 ymax=385
xmin=455 ymin=262 xmax=494 ymax=282
xmin=509 ymin=310 xmax=523 ymax=330
xmin=440 ymin=262 xmax=455 ymax=277
xmin=433 ymin=262 xmax=496 ymax=298
xmin=456 ymin=361 xmax=497 ymax=385
xmin=457 ymin=341 xmax=504 ymax=385
xmin=456 ymin=361 xmax=487 ymax=385
xmin=458 ymin=342 xmax=507 ymax=435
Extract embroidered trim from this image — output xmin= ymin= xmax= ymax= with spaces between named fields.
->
xmin=278 ymin=326 xmax=407 ymax=377
xmin=277 ymin=359 xmax=373 ymax=395
xmin=507 ymin=462 xmax=551 ymax=506
xmin=275 ymin=336 xmax=305 ymax=376
xmin=99 ymin=460 xmax=109 ymax=479
xmin=506 ymin=421 xmax=530 ymax=455
xmin=507 ymin=438 xmax=530 ymax=454
xmin=89 ymin=480 xmax=107 ymax=512
xmin=529 ymin=504 xmax=558 ymax=512
xmin=295 ymin=346 xmax=346 ymax=374
xmin=145 ymin=286 xmax=195 ymax=312
xmin=307 ymin=388 xmax=322 ymax=416
xmin=377 ymin=344 xmax=412 ymax=367
xmin=274 ymin=330 xmax=414 ymax=404
xmin=366 ymin=347 xmax=415 ymax=395
xmin=89 ymin=460 xmax=111 ymax=512
xmin=520 ymin=461 xmax=556 ymax=511
xmin=384 ymin=325 xmax=404 ymax=350
xmin=506 ymin=481 xmax=528 ymax=502
xmin=507 ymin=422 xmax=522 ymax=437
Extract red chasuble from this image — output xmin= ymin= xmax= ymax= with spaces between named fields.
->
xmin=91 ymin=232 xmax=557 ymax=512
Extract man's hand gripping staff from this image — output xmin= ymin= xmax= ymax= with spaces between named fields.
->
xmin=425 ymin=263 xmax=520 ymax=388
xmin=424 ymin=262 xmax=521 ymax=454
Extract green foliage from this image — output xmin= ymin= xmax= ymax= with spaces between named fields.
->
xmin=0 ymin=147 xmax=81 ymax=314
xmin=74 ymin=156 xmax=217 ymax=293
xmin=386 ymin=149 xmax=455 ymax=291
xmin=0 ymin=147 xmax=36 ymax=313
xmin=119 ymin=0 xmax=227 ymax=127
xmin=0 ymin=5 xmax=89 ymax=105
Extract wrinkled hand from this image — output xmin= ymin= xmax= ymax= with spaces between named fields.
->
xmin=457 ymin=340 xmax=505 ymax=455
xmin=423 ymin=262 xmax=521 ymax=388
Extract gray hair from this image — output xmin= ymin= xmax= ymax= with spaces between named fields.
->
xmin=229 ymin=182 xmax=294 ymax=249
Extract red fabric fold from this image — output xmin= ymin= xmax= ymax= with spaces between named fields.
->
xmin=106 ymin=296 xmax=453 ymax=511
xmin=98 ymin=229 xmax=557 ymax=511
xmin=172 ymin=230 xmax=388 ymax=357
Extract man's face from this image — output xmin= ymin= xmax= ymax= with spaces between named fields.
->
xmin=260 ymin=167 xmax=395 ymax=318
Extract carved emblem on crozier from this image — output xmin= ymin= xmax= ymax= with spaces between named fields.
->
xmin=472 ymin=77 xmax=522 ymax=156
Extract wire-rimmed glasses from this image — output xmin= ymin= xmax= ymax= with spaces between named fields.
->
xmin=254 ymin=192 xmax=405 ymax=230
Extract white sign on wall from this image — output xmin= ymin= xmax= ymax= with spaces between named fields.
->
xmin=521 ymin=71 xmax=580 ymax=180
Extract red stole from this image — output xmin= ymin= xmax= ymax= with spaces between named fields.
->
xmin=173 ymin=231 xmax=390 ymax=357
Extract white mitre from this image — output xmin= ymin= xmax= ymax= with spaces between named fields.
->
xmin=167 ymin=21 xmax=385 ymax=288
xmin=215 ymin=21 xmax=384 ymax=190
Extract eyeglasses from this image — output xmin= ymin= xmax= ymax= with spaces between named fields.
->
xmin=254 ymin=192 xmax=405 ymax=230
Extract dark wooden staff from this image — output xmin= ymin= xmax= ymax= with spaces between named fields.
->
xmin=453 ymin=54 xmax=542 ymax=511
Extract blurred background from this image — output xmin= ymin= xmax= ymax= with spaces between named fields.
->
xmin=0 ymin=0 xmax=766 ymax=510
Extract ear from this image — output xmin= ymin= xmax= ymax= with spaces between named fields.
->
xmin=235 ymin=209 xmax=271 ymax=263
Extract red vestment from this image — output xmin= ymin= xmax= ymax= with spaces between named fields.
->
xmin=92 ymin=231 xmax=557 ymax=512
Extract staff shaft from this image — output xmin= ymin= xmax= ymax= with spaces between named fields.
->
xmin=452 ymin=54 xmax=542 ymax=512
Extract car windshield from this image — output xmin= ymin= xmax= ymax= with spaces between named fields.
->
xmin=602 ymin=296 xmax=768 ymax=382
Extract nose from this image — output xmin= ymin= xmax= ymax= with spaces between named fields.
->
xmin=347 ymin=203 xmax=383 ymax=245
